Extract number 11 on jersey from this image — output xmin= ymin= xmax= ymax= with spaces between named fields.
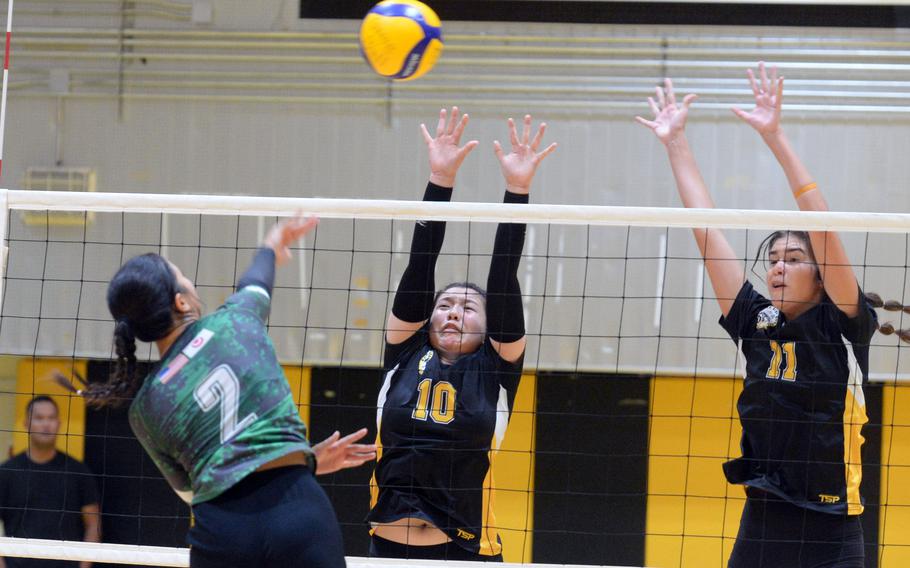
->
xmin=767 ymin=340 xmax=797 ymax=381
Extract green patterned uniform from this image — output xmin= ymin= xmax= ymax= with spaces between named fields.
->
xmin=129 ymin=286 xmax=313 ymax=505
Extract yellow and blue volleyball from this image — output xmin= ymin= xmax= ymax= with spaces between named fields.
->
xmin=359 ymin=1 xmax=443 ymax=81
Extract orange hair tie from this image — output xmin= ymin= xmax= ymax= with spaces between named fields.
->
xmin=793 ymin=182 xmax=818 ymax=198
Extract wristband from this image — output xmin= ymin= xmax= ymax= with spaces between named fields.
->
xmin=793 ymin=182 xmax=817 ymax=198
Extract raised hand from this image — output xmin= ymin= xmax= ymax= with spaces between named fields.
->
xmin=421 ymin=107 xmax=479 ymax=188
xmin=313 ymin=428 xmax=377 ymax=475
xmin=493 ymin=114 xmax=557 ymax=195
xmin=732 ymin=62 xmax=783 ymax=136
xmin=263 ymin=214 xmax=319 ymax=266
xmin=635 ymin=78 xmax=697 ymax=145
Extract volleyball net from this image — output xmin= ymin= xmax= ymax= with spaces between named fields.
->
xmin=2 ymin=190 xmax=910 ymax=567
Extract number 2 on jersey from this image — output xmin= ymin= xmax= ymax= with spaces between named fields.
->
xmin=412 ymin=378 xmax=456 ymax=424
xmin=194 ymin=365 xmax=259 ymax=443
xmin=766 ymin=340 xmax=797 ymax=381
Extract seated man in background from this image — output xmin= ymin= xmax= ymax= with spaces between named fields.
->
xmin=0 ymin=395 xmax=100 ymax=568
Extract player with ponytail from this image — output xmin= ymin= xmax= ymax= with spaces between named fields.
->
xmin=637 ymin=64 xmax=877 ymax=567
xmin=83 ymin=216 xmax=375 ymax=568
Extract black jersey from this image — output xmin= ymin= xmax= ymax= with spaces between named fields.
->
xmin=720 ymin=281 xmax=877 ymax=515
xmin=367 ymin=325 xmax=523 ymax=556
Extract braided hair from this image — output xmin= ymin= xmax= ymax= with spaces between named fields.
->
xmin=84 ymin=254 xmax=182 ymax=408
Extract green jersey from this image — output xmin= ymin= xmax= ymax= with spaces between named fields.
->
xmin=128 ymin=286 xmax=313 ymax=505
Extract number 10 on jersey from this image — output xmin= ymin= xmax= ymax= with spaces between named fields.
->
xmin=412 ymin=378 xmax=456 ymax=424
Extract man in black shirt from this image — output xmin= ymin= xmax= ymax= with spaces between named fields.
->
xmin=0 ymin=396 xmax=100 ymax=568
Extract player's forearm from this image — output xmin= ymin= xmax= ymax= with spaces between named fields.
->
xmin=760 ymin=129 xmax=815 ymax=199
xmin=84 ymin=522 xmax=101 ymax=543
xmin=79 ymin=517 xmax=100 ymax=568
xmin=391 ymin=182 xmax=452 ymax=323
xmin=486 ymin=191 xmax=527 ymax=343
xmin=665 ymin=135 xmax=716 ymax=210
xmin=236 ymin=247 xmax=277 ymax=295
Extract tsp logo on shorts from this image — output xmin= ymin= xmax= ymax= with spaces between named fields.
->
xmin=756 ymin=306 xmax=780 ymax=330
xmin=456 ymin=528 xmax=476 ymax=540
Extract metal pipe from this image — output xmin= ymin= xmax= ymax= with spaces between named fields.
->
xmin=9 ymin=90 xmax=910 ymax=115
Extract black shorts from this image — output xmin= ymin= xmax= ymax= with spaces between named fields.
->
xmin=189 ymin=466 xmax=345 ymax=568
xmin=728 ymin=491 xmax=864 ymax=568
xmin=369 ymin=534 xmax=503 ymax=562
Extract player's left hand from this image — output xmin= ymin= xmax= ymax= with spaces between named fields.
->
xmin=313 ymin=428 xmax=377 ymax=475
xmin=732 ymin=62 xmax=783 ymax=136
xmin=494 ymin=114 xmax=557 ymax=195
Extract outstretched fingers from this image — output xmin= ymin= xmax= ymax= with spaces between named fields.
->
xmin=434 ymin=107 xmax=447 ymax=137
xmin=774 ymin=76 xmax=784 ymax=110
xmin=730 ymin=106 xmax=750 ymax=122
xmin=747 ymin=68 xmax=761 ymax=98
xmin=451 ymin=110 xmax=470 ymax=143
xmin=507 ymin=117 xmax=520 ymax=147
xmin=521 ymin=114 xmax=532 ymax=145
xmin=634 ymin=115 xmax=658 ymax=130
xmin=681 ymin=93 xmax=698 ymax=109
xmin=530 ymin=121 xmax=547 ymax=151
xmin=419 ymin=122 xmax=433 ymax=145
xmin=664 ymin=78 xmax=677 ymax=107
xmin=457 ymin=139 xmax=480 ymax=161
xmin=535 ymin=141 xmax=558 ymax=163
xmin=287 ymin=215 xmax=319 ymax=240
xmin=648 ymin=96 xmax=660 ymax=116
xmin=445 ymin=106 xmax=460 ymax=136
xmin=493 ymin=140 xmax=505 ymax=162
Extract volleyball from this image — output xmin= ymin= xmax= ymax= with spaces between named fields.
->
xmin=359 ymin=0 xmax=443 ymax=81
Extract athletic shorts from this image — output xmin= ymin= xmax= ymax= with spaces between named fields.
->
xmin=189 ymin=466 xmax=345 ymax=568
xmin=370 ymin=534 xmax=503 ymax=562
xmin=728 ymin=491 xmax=864 ymax=568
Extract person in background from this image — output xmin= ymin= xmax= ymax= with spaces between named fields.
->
xmin=0 ymin=395 xmax=101 ymax=568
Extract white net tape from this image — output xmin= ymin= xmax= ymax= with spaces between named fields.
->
xmin=0 ymin=539 xmax=635 ymax=568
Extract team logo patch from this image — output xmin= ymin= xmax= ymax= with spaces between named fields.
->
xmin=157 ymin=354 xmax=189 ymax=384
xmin=756 ymin=306 xmax=780 ymax=330
xmin=182 ymin=328 xmax=214 ymax=358
xmin=456 ymin=528 xmax=476 ymax=541
xmin=418 ymin=350 xmax=434 ymax=376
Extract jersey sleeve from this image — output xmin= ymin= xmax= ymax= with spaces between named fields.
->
xmin=835 ymin=287 xmax=878 ymax=344
xmin=223 ymin=285 xmax=272 ymax=323
xmin=384 ymin=323 xmax=429 ymax=368
xmin=718 ymin=281 xmax=765 ymax=342
xmin=129 ymin=410 xmax=194 ymax=504
xmin=483 ymin=339 xmax=524 ymax=393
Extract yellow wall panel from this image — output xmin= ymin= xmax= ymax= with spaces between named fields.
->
xmin=13 ymin=359 xmax=87 ymax=461
xmin=494 ymin=373 xmax=536 ymax=563
xmin=646 ymin=376 xmax=744 ymax=568
xmin=282 ymin=365 xmax=311 ymax=428
xmin=880 ymin=383 xmax=910 ymax=567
